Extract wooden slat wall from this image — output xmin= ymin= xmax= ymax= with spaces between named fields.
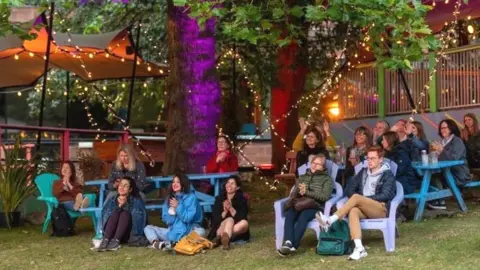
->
xmin=385 ymin=60 xmax=430 ymax=115
xmin=439 ymin=49 xmax=480 ymax=109
xmin=338 ymin=67 xmax=378 ymax=119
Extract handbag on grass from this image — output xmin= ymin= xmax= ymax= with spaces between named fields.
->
xmin=174 ymin=231 xmax=213 ymax=255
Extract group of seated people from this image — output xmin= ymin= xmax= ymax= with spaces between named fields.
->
xmin=294 ymin=113 xmax=479 ymax=209
xmin=275 ymin=113 xmax=480 ymax=260
xmin=50 ymin=113 xmax=480 ymax=260
xmin=52 ymin=138 xmax=246 ymax=252
xmin=277 ymin=146 xmax=396 ymax=261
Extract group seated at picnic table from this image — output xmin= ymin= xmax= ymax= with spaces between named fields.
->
xmin=40 ymin=112 xmax=480 ymax=260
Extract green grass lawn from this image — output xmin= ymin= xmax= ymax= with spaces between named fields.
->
xmin=2 ymin=183 xmax=480 ymax=270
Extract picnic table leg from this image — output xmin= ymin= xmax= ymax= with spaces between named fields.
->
xmin=443 ymin=168 xmax=468 ymax=213
xmin=213 ymin=178 xmax=220 ymax=196
xmin=99 ymin=184 xmax=105 ymax=208
xmin=414 ymin=170 xmax=432 ymax=221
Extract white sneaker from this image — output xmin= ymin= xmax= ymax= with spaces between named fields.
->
xmin=348 ymin=247 xmax=368 ymax=261
xmin=315 ymin=211 xmax=330 ymax=232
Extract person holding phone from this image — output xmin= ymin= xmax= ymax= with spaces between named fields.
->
xmin=344 ymin=126 xmax=372 ymax=186
xmin=144 ymin=173 xmax=205 ymax=250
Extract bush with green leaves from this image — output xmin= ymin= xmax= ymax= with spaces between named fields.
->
xmin=0 ymin=138 xmax=38 ymax=228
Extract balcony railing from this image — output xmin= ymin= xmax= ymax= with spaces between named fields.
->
xmin=337 ymin=44 xmax=480 ymax=119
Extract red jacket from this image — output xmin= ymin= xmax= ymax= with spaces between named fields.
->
xmin=206 ymin=151 xmax=239 ymax=173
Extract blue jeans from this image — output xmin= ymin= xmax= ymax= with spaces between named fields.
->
xmin=143 ymin=224 xmax=206 ymax=243
xmin=283 ymin=208 xmax=318 ymax=249
xmin=61 ymin=201 xmax=75 ymax=211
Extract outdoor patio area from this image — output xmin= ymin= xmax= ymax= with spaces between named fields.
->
xmin=1 ymin=181 xmax=480 ymax=270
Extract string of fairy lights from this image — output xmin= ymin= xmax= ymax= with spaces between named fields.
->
xmin=214 ymin=26 xmax=351 ymax=189
xmin=4 ymin=2 xmax=470 ymax=185
xmin=407 ymin=0 xmax=463 ymax=121
xmin=334 ymin=0 xmax=468 ymax=123
xmin=47 ymin=8 xmax=157 ymax=166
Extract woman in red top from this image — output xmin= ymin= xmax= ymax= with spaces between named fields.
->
xmin=52 ymin=161 xmax=89 ymax=211
xmin=206 ymin=136 xmax=239 ymax=173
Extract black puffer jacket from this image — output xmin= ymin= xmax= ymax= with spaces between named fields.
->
xmin=465 ymin=132 xmax=480 ymax=169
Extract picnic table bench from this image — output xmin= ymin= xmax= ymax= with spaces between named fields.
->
xmin=405 ymin=161 xmax=467 ymax=221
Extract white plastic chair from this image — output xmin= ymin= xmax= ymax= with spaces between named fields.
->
xmin=274 ymin=160 xmax=343 ymax=249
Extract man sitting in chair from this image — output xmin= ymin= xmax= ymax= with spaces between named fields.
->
xmin=316 ymin=145 xmax=396 ymax=261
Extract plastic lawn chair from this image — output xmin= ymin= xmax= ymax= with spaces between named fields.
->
xmin=335 ymin=181 xmax=404 ymax=252
xmin=274 ymin=160 xmax=343 ymax=249
xmin=35 ymin=173 xmax=98 ymax=234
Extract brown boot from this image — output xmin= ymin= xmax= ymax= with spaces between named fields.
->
xmin=212 ymin=236 xmax=221 ymax=248
xmin=221 ymin=232 xmax=230 ymax=250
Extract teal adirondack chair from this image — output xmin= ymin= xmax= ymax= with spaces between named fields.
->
xmin=35 ymin=173 xmax=98 ymax=233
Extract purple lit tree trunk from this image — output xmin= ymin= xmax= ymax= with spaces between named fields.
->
xmin=163 ymin=1 xmax=221 ymax=174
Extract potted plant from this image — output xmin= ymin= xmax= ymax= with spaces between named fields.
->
xmin=0 ymin=138 xmax=38 ymax=228
xmin=78 ymin=150 xmax=105 ymax=182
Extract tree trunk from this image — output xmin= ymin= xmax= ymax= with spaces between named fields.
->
xmin=270 ymin=42 xmax=308 ymax=172
xmin=163 ymin=1 xmax=221 ymax=175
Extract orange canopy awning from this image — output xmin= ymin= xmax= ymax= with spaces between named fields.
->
xmin=0 ymin=24 xmax=167 ymax=89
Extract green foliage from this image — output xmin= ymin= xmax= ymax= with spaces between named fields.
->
xmin=0 ymin=137 xmax=38 ymax=228
xmin=3 ymin=0 xmax=168 ymax=129
xmin=0 ymin=1 xmax=41 ymax=39
xmin=177 ymin=0 xmax=438 ymax=71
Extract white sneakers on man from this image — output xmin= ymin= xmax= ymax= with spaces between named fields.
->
xmin=349 ymin=246 xmax=368 ymax=260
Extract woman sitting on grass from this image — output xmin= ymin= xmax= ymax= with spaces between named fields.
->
xmin=277 ymin=154 xmax=333 ymax=257
xmin=144 ymin=173 xmax=205 ymax=250
xmin=107 ymin=144 xmax=148 ymax=201
xmin=53 ymin=161 xmax=89 ymax=212
xmin=208 ymin=175 xmax=249 ymax=250
xmin=96 ymin=176 xmax=147 ymax=252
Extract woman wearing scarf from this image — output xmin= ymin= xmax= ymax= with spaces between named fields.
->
xmin=432 ymin=119 xmax=471 ymax=186
xmin=429 ymin=119 xmax=471 ymax=210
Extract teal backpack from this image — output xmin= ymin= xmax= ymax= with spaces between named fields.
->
xmin=316 ymin=220 xmax=353 ymax=256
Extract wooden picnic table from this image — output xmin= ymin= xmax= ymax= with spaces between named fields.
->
xmin=81 ymin=172 xmax=238 ymax=238
xmin=405 ymin=161 xmax=467 ymax=221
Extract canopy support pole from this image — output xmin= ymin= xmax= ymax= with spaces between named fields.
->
xmin=126 ymin=22 xmax=142 ymax=127
xmin=65 ymin=71 xmax=70 ymax=128
xmin=36 ymin=2 xmax=55 ymax=154
xmin=398 ymin=69 xmax=416 ymax=112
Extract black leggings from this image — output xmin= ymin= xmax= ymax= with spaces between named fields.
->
xmin=103 ymin=209 xmax=132 ymax=242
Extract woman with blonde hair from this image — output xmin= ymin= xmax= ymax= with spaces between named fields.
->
xmin=107 ymin=144 xmax=147 ymax=200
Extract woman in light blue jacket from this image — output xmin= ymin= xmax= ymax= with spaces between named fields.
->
xmin=144 ymin=173 xmax=205 ymax=250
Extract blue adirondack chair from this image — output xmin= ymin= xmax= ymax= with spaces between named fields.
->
xmin=35 ymin=173 xmax=98 ymax=233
